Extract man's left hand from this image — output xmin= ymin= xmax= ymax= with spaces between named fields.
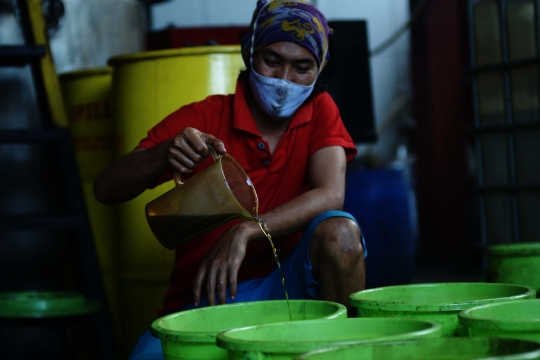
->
xmin=192 ymin=221 xmax=257 ymax=306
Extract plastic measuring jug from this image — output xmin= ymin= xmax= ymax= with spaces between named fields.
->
xmin=145 ymin=146 xmax=259 ymax=249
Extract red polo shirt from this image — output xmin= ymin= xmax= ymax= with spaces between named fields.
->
xmin=137 ymin=75 xmax=357 ymax=313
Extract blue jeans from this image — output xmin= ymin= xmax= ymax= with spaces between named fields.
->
xmin=129 ymin=210 xmax=366 ymax=360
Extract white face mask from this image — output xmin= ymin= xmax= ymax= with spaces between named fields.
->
xmin=249 ymin=67 xmax=315 ymax=119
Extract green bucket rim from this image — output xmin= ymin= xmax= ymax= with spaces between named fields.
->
xmin=0 ymin=291 xmax=101 ymax=318
xmin=151 ymin=300 xmax=347 ymax=343
xmin=487 ymin=242 xmax=540 ymax=256
xmin=216 ymin=318 xmax=441 ymax=354
xmin=458 ymin=299 xmax=540 ymax=332
xmin=349 ymin=283 xmax=536 ymax=312
xmin=295 ymin=337 xmax=540 ymax=360
xmin=108 ymin=45 xmax=241 ymax=66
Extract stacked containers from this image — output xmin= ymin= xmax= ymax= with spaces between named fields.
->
xmin=486 ymin=243 xmax=540 ymax=292
xmin=349 ymin=283 xmax=535 ymax=337
xmin=295 ymin=337 xmax=540 ymax=360
xmin=152 ymin=300 xmax=347 ymax=360
xmin=216 ymin=318 xmax=441 ymax=360
xmin=330 ymin=284 xmax=540 ymax=359
xmin=459 ymin=299 xmax=540 ymax=341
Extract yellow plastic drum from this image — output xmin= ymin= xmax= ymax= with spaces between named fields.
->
xmin=108 ymin=46 xmax=244 ymax=355
xmin=59 ymin=67 xmax=121 ymax=345
xmin=59 ymin=67 xmax=115 ymax=182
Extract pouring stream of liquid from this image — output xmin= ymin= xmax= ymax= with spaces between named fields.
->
xmin=253 ymin=216 xmax=292 ymax=321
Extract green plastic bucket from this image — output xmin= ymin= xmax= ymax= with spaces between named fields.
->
xmin=295 ymin=337 xmax=540 ymax=360
xmin=350 ymin=283 xmax=536 ymax=337
xmin=216 ymin=318 xmax=441 ymax=360
xmin=0 ymin=291 xmax=101 ymax=318
xmin=458 ymin=298 xmax=540 ymax=341
xmin=0 ymin=291 xmax=102 ymax=358
xmin=487 ymin=243 xmax=540 ymax=292
xmin=151 ymin=300 xmax=346 ymax=360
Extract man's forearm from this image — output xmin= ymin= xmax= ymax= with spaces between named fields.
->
xmin=240 ymin=146 xmax=347 ymax=242
xmin=94 ymin=140 xmax=172 ymax=205
xmin=242 ymin=186 xmax=344 ymax=242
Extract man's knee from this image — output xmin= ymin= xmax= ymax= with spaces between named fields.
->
xmin=310 ymin=217 xmax=364 ymax=264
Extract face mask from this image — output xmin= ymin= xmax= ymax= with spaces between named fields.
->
xmin=249 ymin=67 xmax=315 ymax=119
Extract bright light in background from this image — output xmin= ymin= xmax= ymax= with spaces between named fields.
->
xmin=151 ymin=0 xmax=254 ymax=29
xmin=321 ymin=0 xmax=412 ymax=129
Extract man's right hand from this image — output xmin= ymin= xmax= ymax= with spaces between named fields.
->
xmin=94 ymin=127 xmax=225 ymax=205
xmin=168 ymin=127 xmax=227 ymax=175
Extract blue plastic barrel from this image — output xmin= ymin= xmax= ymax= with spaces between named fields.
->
xmin=343 ymin=166 xmax=418 ymax=288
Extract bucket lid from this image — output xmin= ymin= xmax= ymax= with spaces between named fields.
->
xmin=108 ymin=45 xmax=241 ymax=66
xmin=0 ymin=291 xmax=101 ymax=318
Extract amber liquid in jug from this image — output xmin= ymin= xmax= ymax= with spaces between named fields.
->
xmin=147 ymin=214 xmax=238 ymax=245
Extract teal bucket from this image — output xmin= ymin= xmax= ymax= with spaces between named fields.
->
xmin=459 ymin=298 xmax=540 ymax=341
xmin=295 ymin=337 xmax=540 ymax=360
xmin=487 ymin=242 xmax=540 ymax=292
xmin=151 ymin=300 xmax=346 ymax=360
xmin=350 ymin=283 xmax=536 ymax=337
xmin=216 ymin=318 xmax=441 ymax=360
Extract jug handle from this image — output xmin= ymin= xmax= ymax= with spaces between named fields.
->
xmin=173 ymin=144 xmax=221 ymax=186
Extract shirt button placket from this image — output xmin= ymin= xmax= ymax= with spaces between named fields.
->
xmin=258 ymin=142 xmax=270 ymax=167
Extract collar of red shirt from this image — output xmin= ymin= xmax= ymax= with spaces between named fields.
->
xmin=232 ymin=75 xmax=314 ymax=137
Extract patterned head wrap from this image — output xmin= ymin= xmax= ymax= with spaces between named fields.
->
xmin=241 ymin=0 xmax=332 ymax=70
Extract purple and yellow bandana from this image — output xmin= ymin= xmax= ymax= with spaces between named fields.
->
xmin=241 ymin=0 xmax=332 ymax=70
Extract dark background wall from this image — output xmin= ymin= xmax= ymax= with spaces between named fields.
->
xmin=410 ymin=0 xmax=479 ymax=275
